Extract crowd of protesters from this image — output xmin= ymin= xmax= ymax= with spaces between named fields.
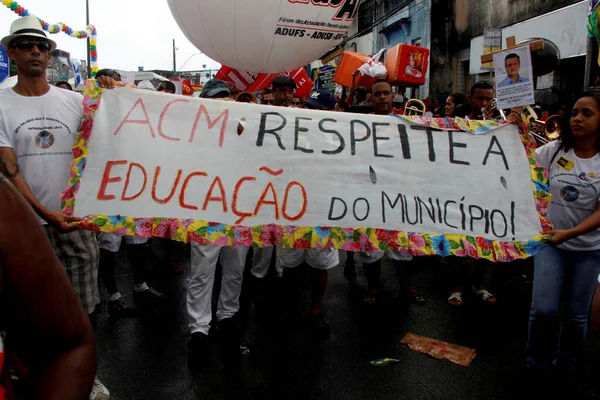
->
xmin=1 ymin=15 xmax=600 ymax=400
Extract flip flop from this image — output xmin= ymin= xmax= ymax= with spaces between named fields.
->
xmin=473 ymin=286 xmax=497 ymax=304
xmin=447 ymin=291 xmax=463 ymax=307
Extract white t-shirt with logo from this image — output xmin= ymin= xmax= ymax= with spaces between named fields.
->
xmin=0 ymin=86 xmax=83 ymax=221
xmin=535 ymin=141 xmax=600 ymax=251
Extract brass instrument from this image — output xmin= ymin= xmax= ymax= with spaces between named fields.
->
xmin=235 ymin=91 xmax=258 ymax=103
xmin=404 ymin=99 xmax=426 ymax=116
xmin=482 ymin=98 xmax=506 ymax=121
xmin=545 ymin=115 xmax=562 ymax=141
xmin=521 ymin=106 xmax=538 ymax=125
xmin=530 ymin=114 xmax=562 ymax=145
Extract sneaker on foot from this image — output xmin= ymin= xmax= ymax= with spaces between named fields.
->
xmin=90 ymin=377 xmax=110 ymax=400
xmin=107 ymin=297 xmax=138 ymax=318
xmin=134 ymin=287 xmax=169 ymax=304
xmin=308 ymin=314 xmax=330 ymax=341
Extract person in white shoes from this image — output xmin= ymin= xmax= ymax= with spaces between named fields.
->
xmin=91 ymin=70 xmax=167 ymax=319
xmin=0 ymin=16 xmax=117 ymax=400
xmin=98 ymin=232 xmax=168 ymax=317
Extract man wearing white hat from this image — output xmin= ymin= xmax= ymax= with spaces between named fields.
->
xmin=0 ymin=16 xmax=116 ymax=400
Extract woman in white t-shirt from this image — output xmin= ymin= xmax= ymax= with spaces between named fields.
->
xmin=527 ymin=93 xmax=600 ymax=376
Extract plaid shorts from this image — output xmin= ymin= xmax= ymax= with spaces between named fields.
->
xmin=44 ymin=226 xmax=100 ymax=314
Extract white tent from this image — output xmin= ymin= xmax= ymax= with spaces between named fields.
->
xmin=0 ymin=75 xmax=85 ymax=92
xmin=116 ymin=70 xmax=169 ymax=84
xmin=0 ymin=71 xmax=169 ymax=91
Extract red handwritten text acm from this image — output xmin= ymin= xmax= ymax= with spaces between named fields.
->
xmin=96 ymin=160 xmax=308 ymax=224
xmin=113 ymin=98 xmax=230 ymax=146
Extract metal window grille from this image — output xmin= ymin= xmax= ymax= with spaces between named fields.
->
xmin=358 ymin=0 xmax=375 ymax=32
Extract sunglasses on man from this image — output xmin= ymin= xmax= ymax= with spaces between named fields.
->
xmin=10 ymin=39 xmax=50 ymax=52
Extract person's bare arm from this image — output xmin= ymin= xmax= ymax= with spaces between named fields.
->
xmin=547 ymin=207 xmax=600 ymax=245
xmin=0 ymin=176 xmax=95 ymax=399
xmin=0 ymin=147 xmax=78 ymax=232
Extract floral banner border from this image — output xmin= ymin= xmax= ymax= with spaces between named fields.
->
xmin=61 ymin=81 xmax=551 ymax=262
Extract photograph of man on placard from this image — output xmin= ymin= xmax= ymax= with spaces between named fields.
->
xmin=493 ymin=45 xmax=535 ymax=110
xmin=497 ymin=53 xmax=530 ymax=87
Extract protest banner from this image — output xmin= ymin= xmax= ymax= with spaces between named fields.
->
xmin=62 ymin=81 xmax=551 ymax=262
xmin=493 ymin=46 xmax=535 ymax=110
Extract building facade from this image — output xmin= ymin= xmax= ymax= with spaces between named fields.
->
xmin=328 ymin=0 xmax=588 ymax=107
xmin=344 ymin=0 xmax=433 ymax=97
xmin=431 ymin=0 xmax=587 ymax=103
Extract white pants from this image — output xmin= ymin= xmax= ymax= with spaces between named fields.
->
xmin=98 ymin=232 xmax=147 ymax=253
xmin=250 ymin=247 xmax=283 ymax=278
xmin=187 ymin=243 xmax=249 ymax=335
xmin=277 ymin=248 xmax=339 ymax=270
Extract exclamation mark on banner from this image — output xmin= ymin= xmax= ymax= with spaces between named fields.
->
xmin=510 ymin=201 xmax=515 ymax=241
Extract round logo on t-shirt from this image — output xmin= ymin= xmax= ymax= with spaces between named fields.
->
xmin=35 ymin=130 xmax=54 ymax=149
xmin=560 ymin=185 xmax=580 ymax=202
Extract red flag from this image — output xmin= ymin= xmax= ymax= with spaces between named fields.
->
xmin=214 ymin=65 xmax=315 ymax=98
xmin=245 ymin=72 xmax=278 ymax=93
xmin=182 ymin=79 xmax=194 ymax=96
xmin=285 ymin=68 xmax=314 ymax=98
xmin=247 ymin=68 xmax=314 ymax=98
xmin=215 ymin=66 xmax=257 ymax=92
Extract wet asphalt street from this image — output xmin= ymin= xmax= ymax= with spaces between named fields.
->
xmin=95 ymin=242 xmax=600 ymax=400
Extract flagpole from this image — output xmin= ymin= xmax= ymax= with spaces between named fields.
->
xmin=86 ymin=0 xmax=91 ymax=78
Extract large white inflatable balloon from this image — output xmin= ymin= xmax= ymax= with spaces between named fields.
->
xmin=167 ymin=0 xmax=359 ymax=73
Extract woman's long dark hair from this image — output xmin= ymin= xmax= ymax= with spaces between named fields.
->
xmin=448 ymin=92 xmax=471 ymax=118
xmin=560 ymin=92 xmax=600 ymax=152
